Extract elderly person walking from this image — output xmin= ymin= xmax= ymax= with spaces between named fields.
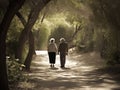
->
xmin=47 ymin=38 xmax=58 ymax=68
xmin=58 ymin=38 xmax=68 ymax=68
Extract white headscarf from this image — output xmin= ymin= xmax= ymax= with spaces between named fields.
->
xmin=60 ymin=38 xmax=65 ymax=43
xmin=49 ymin=38 xmax=55 ymax=43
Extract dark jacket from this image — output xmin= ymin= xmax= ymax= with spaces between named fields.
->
xmin=58 ymin=42 xmax=68 ymax=53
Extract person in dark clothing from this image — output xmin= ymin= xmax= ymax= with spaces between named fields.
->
xmin=58 ymin=38 xmax=68 ymax=68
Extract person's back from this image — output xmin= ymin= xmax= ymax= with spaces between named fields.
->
xmin=58 ymin=42 xmax=68 ymax=53
xmin=58 ymin=38 xmax=68 ymax=68
xmin=48 ymin=43 xmax=57 ymax=53
xmin=47 ymin=38 xmax=57 ymax=68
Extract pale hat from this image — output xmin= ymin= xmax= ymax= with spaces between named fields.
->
xmin=50 ymin=38 xmax=55 ymax=43
xmin=60 ymin=38 xmax=65 ymax=42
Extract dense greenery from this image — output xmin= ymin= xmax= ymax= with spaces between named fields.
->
xmin=7 ymin=59 xmax=26 ymax=83
xmin=34 ymin=26 xmax=49 ymax=50
xmin=86 ymin=0 xmax=120 ymax=64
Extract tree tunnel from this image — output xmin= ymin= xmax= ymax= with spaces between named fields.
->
xmin=0 ymin=0 xmax=120 ymax=90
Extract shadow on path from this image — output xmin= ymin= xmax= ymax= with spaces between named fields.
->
xmin=16 ymin=51 xmax=120 ymax=90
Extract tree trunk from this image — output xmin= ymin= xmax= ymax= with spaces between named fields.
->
xmin=0 ymin=0 xmax=25 ymax=90
xmin=16 ymin=0 xmax=51 ymax=61
xmin=16 ymin=12 xmax=35 ymax=70
xmin=16 ymin=11 xmax=36 ymax=56
xmin=24 ymin=31 xmax=35 ymax=71
xmin=0 ymin=36 xmax=9 ymax=90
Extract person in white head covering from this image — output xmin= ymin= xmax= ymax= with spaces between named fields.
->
xmin=58 ymin=38 xmax=68 ymax=68
xmin=47 ymin=38 xmax=58 ymax=68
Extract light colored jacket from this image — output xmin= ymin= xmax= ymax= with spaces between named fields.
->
xmin=47 ymin=43 xmax=58 ymax=53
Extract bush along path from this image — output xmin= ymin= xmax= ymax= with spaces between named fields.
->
xmin=13 ymin=51 xmax=120 ymax=90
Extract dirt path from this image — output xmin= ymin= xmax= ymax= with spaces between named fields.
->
xmin=18 ymin=51 xmax=120 ymax=90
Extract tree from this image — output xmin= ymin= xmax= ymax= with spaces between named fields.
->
xmin=16 ymin=11 xmax=35 ymax=70
xmin=87 ymin=0 xmax=120 ymax=64
xmin=0 ymin=0 xmax=25 ymax=89
xmin=16 ymin=0 xmax=51 ymax=70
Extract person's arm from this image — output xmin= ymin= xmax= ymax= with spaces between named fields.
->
xmin=54 ymin=43 xmax=58 ymax=53
xmin=58 ymin=44 xmax=61 ymax=54
xmin=66 ymin=43 xmax=68 ymax=55
xmin=47 ymin=43 xmax=50 ymax=52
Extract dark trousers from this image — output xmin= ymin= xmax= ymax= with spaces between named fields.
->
xmin=48 ymin=52 xmax=56 ymax=64
xmin=60 ymin=53 xmax=66 ymax=67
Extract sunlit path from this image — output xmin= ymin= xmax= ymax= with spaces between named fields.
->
xmin=35 ymin=50 xmax=77 ymax=68
xmin=18 ymin=51 xmax=120 ymax=90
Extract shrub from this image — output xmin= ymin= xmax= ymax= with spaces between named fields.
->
xmin=7 ymin=58 xmax=26 ymax=84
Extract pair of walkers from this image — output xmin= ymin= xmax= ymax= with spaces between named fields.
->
xmin=47 ymin=38 xmax=68 ymax=68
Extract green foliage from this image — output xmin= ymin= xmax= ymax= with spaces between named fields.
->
xmin=34 ymin=27 xmax=49 ymax=50
xmin=100 ymin=28 xmax=120 ymax=65
xmin=88 ymin=0 xmax=120 ymax=29
xmin=76 ymin=24 xmax=94 ymax=52
xmin=6 ymin=16 xmax=23 ymax=58
xmin=105 ymin=51 xmax=120 ymax=65
xmin=6 ymin=15 xmax=29 ymax=61
xmin=84 ymin=0 xmax=120 ymax=65
xmin=7 ymin=59 xmax=26 ymax=84
xmin=49 ymin=25 xmax=74 ymax=45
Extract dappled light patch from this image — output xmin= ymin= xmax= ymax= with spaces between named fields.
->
xmin=10 ymin=51 xmax=120 ymax=90
xmin=36 ymin=50 xmax=48 ymax=55
xmin=18 ymin=81 xmax=36 ymax=89
xmin=18 ymin=51 xmax=120 ymax=90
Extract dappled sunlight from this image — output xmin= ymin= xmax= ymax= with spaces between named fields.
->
xmin=34 ymin=13 xmax=72 ymax=31
xmin=18 ymin=81 xmax=36 ymax=89
xmin=35 ymin=50 xmax=77 ymax=68
xmin=79 ymin=66 xmax=95 ymax=72
xmin=43 ymin=13 xmax=71 ymax=28
xmin=36 ymin=50 xmax=48 ymax=55
xmin=22 ymin=50 xmax=120 ymax=90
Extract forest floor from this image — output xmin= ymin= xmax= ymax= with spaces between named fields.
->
xmin=12 ymin=50 xmax=120 ymax=90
